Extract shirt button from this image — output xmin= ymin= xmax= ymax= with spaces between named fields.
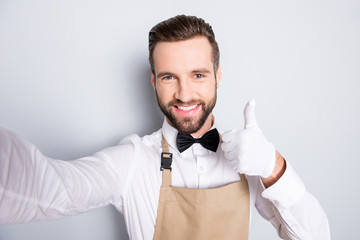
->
xmin=198 ymin=165 xmax=205 ymax=172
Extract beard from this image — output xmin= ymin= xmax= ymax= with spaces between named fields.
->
xmin=156 ymin=92 xmax=217 ymax=135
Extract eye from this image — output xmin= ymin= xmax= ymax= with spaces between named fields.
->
xmin=162 ymin=75 xmax=174 ymax=80
xmin=194 ymin=74 xmax=204 ymax=79
xmin=160 ymin=75 xmax=177 ymax=84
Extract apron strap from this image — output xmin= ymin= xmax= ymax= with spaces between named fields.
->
xmin=161 ymin=134 xmax=169 ymax=153
xmin=161 ymin=169 xmax=172 ymax=187
xmin=161 ymin=135 xmax=172 ymax=187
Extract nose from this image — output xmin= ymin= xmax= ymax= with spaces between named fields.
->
xmin=174 ymin=78 xmax=194 ymax=103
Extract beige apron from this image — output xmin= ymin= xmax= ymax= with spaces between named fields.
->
xmin=153 ymin=135 xmax=250 ymax=240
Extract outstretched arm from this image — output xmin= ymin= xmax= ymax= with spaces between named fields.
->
xmin=0 ymin=127 xmax=133 ymax=224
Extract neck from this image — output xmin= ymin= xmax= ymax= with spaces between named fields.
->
xmin=191 ymin=113 xmax=214 ymax=138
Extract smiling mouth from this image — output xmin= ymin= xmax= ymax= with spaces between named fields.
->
xmin=175 ymin=104 xmax=199 ymax=111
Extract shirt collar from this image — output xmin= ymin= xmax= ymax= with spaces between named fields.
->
xmin=161 ymin=118 xmax=179 ymax=152
xmin=161 ymin=117 xmax=217 ymax=153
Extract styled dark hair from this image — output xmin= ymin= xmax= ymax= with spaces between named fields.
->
xmin=148 ymin=15 xmax=220 ymax=74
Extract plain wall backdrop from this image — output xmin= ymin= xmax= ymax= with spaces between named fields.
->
xmin=0 ymin=0 xmax=359 ymax=239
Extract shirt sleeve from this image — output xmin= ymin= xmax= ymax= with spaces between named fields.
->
xmin=0 ymin=126 xmax=135 ymax=224
xmin=255 ymin=161 xmax=331 ymax=240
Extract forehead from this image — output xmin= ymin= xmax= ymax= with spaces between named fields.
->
xmin=152 ymin=36 xmax=213 ymax=73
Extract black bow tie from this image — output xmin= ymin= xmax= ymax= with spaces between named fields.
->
xmin=176 ymin=128 xmax=220 ymax=153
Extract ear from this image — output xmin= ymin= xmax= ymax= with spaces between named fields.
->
xmin=215 ymin=64 xmax=222 ymax=88
xmin=151 ymin=69 xmax=156 ymax=89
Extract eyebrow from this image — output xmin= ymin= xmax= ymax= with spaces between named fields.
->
xmin=192 ymin=68 xmax=212 ymax=74
xmin=156 ymin=68 xmax=212 ymax=79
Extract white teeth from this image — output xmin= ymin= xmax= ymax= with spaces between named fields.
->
xmin=178 ymin=104 xmax=198 ymax=111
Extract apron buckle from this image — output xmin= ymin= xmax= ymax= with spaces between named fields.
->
xmin=160 ymin=152 xmax=173 ymax=171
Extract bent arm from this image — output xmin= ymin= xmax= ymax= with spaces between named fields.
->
xmin=255 ymin=162 xmax=331 ymax=240
xmin=0 ymin=127 xmax=133 ymax=224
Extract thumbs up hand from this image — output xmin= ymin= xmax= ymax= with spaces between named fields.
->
xmin=221 ymin=100 xmax=276 ymax=178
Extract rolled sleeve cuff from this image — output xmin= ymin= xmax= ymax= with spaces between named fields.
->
xmin=261 ymin=161 xmax=306 ymax=209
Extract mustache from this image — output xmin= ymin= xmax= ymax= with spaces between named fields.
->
xmin=167 ymin=99 xmax=205 ymax=107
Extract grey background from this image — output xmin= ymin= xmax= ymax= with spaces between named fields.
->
xmin=0 ymin=0 xmax=359 ymax=239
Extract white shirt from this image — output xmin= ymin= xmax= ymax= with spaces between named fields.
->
xmin=0 ymin=119 xmax=330 ymax=239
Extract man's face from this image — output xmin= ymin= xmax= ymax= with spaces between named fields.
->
xmin=151 ymin=36 xmax=221 ymax=135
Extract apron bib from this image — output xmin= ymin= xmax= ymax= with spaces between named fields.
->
xmin=153 ymin=135 xmax=250 ymax=240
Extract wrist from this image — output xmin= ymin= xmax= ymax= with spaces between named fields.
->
xmin=261 ymin=151 xmax=286 ymax=188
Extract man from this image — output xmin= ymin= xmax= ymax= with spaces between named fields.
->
xmin=0 ymin=15 xmax=330 ymax=239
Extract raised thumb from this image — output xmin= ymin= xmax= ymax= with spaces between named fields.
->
xmin=244 ymin=99 xmax=259 ymax=129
